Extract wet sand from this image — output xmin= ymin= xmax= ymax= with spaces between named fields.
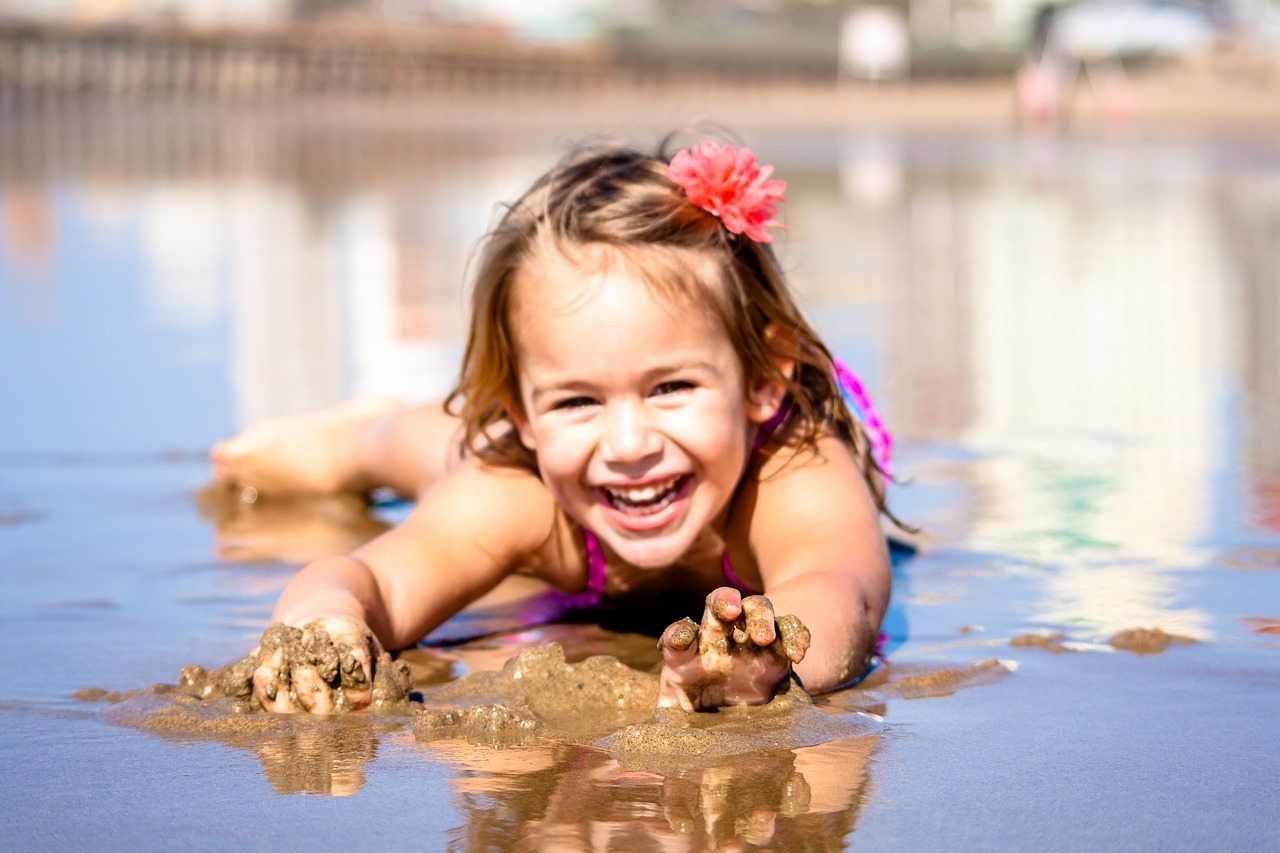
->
xmin=2 ymin=97 xmax=1279 ymax=848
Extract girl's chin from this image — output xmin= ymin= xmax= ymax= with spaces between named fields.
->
xmin=605 ymin=535 xmax=693 ymax=569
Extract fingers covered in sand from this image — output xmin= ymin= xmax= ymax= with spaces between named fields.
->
xmin=657 ymin=588 xmax=810 ymax=711
xmin=249 ymin=617 xmax=381 ymax=714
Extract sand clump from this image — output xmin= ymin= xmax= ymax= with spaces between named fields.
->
xmin=1108 ymin=627 xmax=1197 ymax=656
xmin=415 ymin=704 xmax=544 ymax=747
xmin=414 ymin=643 xmax=880 ymax=764
xmin=1008 ymin=628 xmax=1198 ymax=656
xmin=1011 ymin=631 xmax=1073 ymax=654
xmin=83 ymin=637 xmax=892 ymax=777
xmin=414 ymin=642 xmax=659 ymax=745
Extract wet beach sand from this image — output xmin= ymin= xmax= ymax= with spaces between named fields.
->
xmin=2 ymin=73 xmax=1279 ymax=848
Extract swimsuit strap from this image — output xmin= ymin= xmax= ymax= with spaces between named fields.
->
xmin=574 ymin=529 xmax=760 ymax=605
xmin=752 ymin=357 xmax=892 ymax=479
xmin=833 ymin=357 xmax=893 ymax=479
xmin=721 ymin=551 xmax=760 ymax=596
xmin=565 ymin=528 xmax=608 ymax=609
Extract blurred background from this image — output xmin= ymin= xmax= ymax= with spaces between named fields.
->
xmin=3 ymin=0 xmax=1279 ymax=576
xmin=2 ymin=0 xmax=1279 ymax=573
xmin=2 ymin=0 xmax=1280 ymax=82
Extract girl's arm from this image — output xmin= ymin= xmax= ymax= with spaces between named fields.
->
xmin=750 ymin=434 xmax=892 ymax=694
xmin=253 ymin=458 xmax=559 ymax=713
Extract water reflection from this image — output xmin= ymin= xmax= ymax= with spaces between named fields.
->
xmin=255 ymin=723 xmax=379 ymax=797
xmin=412 ymin=735 xmax=876 ymax=851
xmin=195 ymin=482 xmax=390 ymax=565
xmin=857 ymin=136 xmax=1279 ymax=640
xmin=108 ymin=691 xmax=392 ymax=797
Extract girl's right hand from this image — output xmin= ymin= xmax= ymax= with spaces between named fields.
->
xmin=249 ymin=617 xmax=381 ymax=714
xmin=657 ymin=588 xmax=811 ymax=711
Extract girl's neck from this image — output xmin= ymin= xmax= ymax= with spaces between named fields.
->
xmin=596 ymin=519 xmax=730 ymax=594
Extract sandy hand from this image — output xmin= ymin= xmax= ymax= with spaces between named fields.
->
xmin=657 ymin=588 xmax=811 ymax=711
xmin=247 ymin=618 xmax=382 ymax=714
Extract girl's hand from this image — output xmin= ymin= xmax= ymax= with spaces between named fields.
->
xmin=249 ymin=617 xmax=381 ymax=714
xmin=657 ymin=588 xmax=812 ymax=711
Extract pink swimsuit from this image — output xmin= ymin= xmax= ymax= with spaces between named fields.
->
xmin=564 ymin=358 xmax=891 ymax=610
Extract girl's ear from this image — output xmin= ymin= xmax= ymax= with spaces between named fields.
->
xmin=504 ymin=399 xmax=537 ymax=450
xmin=746 ymin=323 xmax=797 ymax=424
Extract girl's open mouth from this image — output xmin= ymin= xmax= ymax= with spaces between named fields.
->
xmin=599 ymin=475 xmax=690 ymax=517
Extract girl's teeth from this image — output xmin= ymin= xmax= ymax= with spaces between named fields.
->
xmin=605 ymin=477 xmax=683 ymax=512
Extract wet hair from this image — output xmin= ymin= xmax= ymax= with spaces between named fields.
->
xmin=445 ymin=136 xmax=895 ymax=520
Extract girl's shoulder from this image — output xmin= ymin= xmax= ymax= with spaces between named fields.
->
xmin=739 ymin=426 xmax=886 ymax=577
xmin=745 ymin=425 xmax=876 ymax=532
xmin=753 ymin=420 xmax=861 ymax=483
xmin=399 ymin=457 xmax=552 ymax=557
xmin=412 ymin=456 xmax=589 ymax=591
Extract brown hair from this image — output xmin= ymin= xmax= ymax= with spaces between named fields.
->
xmin=445 ymin=137 xmax=896 ymax=520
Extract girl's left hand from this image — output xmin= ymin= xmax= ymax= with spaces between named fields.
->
xmin=657 ymin=588 xmax=811 ymax=710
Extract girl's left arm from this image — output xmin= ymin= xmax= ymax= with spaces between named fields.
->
xmin=750 ymin=434 xmax=892 ymax=694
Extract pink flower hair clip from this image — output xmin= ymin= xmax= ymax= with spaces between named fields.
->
xmin=665 ymin=141 xmax=786 ymax=243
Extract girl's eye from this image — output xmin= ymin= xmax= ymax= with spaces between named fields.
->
xmin=653 ymin=381 xmax=694 ymax=396
xmin=553 ymin=396 xmax=597 ymax=411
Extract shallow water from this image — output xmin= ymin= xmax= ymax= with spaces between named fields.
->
xmin=2 ymin=111 xmax=1279 ymax=849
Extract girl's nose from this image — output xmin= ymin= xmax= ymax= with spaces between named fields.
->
xmin=601 ymin=403 xmax=662 ymax=464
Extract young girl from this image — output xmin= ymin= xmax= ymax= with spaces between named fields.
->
xmin=212 ymin=137 xmax=897 ymax=714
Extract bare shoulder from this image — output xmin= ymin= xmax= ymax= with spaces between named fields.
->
xmin=754 ymin=429 xmax=873 ymax=511
xmin=747 ymin=430 xmax=888 ymax=585
xmin=357 ymin=456 xmax=559 ymax=575
xmin=343 ymin=456 xmax=567 ymax=648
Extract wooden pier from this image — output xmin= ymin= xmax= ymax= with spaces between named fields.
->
xmin=0 ymin=20 xmax=625 ymax=101
xmin=0 ymin=19 xmax=834 ymax=103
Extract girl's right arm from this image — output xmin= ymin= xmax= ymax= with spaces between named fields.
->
xmin=251 ymin=458 xmax=559 ymax=714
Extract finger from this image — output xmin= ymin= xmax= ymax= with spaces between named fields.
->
xmin=339 ymin=646 xmax=370 ymax=689
xmin=309 ymin=617 xmax=377 ymax=709
xmin=775 ymin=613 xmax=812 ymax=664
xmin=221 ymin=651 xmax=259 ymax=701
xmin=707 ymin=587 xmax=743 ymax=623
xmin=657 ymin=675 xmax=698 ymax=711
xmin=740 ymin=595 xmax=777 ymax=646
xmin=301 ymin=627 xmax=341 ymax=684
xmin=659 ymin=617 xmax=700 ymax=664
xmin=699 ymin=587 xmax=742 ymax=652
xmin=292 ymin=665 xmax=337 ymax=715
xmin=252 ymin=648 xmax=296 ymax=713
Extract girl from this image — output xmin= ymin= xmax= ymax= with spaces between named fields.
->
xmin=212 ymin=137 xmax=897 ymax=714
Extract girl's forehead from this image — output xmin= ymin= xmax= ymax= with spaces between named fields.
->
xmin=512 ymin=242 xmax=721 ymax=317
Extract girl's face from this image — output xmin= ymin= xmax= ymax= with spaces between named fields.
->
xmin=509 ymin=255 xmax=783 ymax=569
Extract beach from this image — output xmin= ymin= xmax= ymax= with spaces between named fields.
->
xmin=2 ymin=73 xmax=1279 ymax=848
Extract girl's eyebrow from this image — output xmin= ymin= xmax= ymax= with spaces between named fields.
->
xmin=528 ymin=359 xmax=722 ymax=403
xmin=528 ymin=380 xmax=590 ymax=405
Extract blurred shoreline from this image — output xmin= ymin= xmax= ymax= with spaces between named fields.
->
xmin=4 ymin=73 xmax=1278 ymax=139
xmin=3 ymin=18 xmax=1277 ymax=140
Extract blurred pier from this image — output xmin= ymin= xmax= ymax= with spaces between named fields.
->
xmin=0 ymin=18 xmax=842 ymax=104
xmin=1 ymin=12 xmax=1277 ymax=168
xmin=0 ymin=20 xmax=613 ymax=101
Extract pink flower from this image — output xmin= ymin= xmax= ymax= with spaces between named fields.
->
xmin=665 ymin=141 xmax=786 ymax=243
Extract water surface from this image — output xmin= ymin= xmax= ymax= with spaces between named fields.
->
xmin=2 ymin=111 xmax=1278 ymax=849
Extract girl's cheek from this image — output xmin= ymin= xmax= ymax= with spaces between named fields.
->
xmin=539 ymin=430 xmax=593 ymax=473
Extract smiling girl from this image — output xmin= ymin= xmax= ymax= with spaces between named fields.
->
xmin=212 ymin=137 xmax=899 ymax=713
